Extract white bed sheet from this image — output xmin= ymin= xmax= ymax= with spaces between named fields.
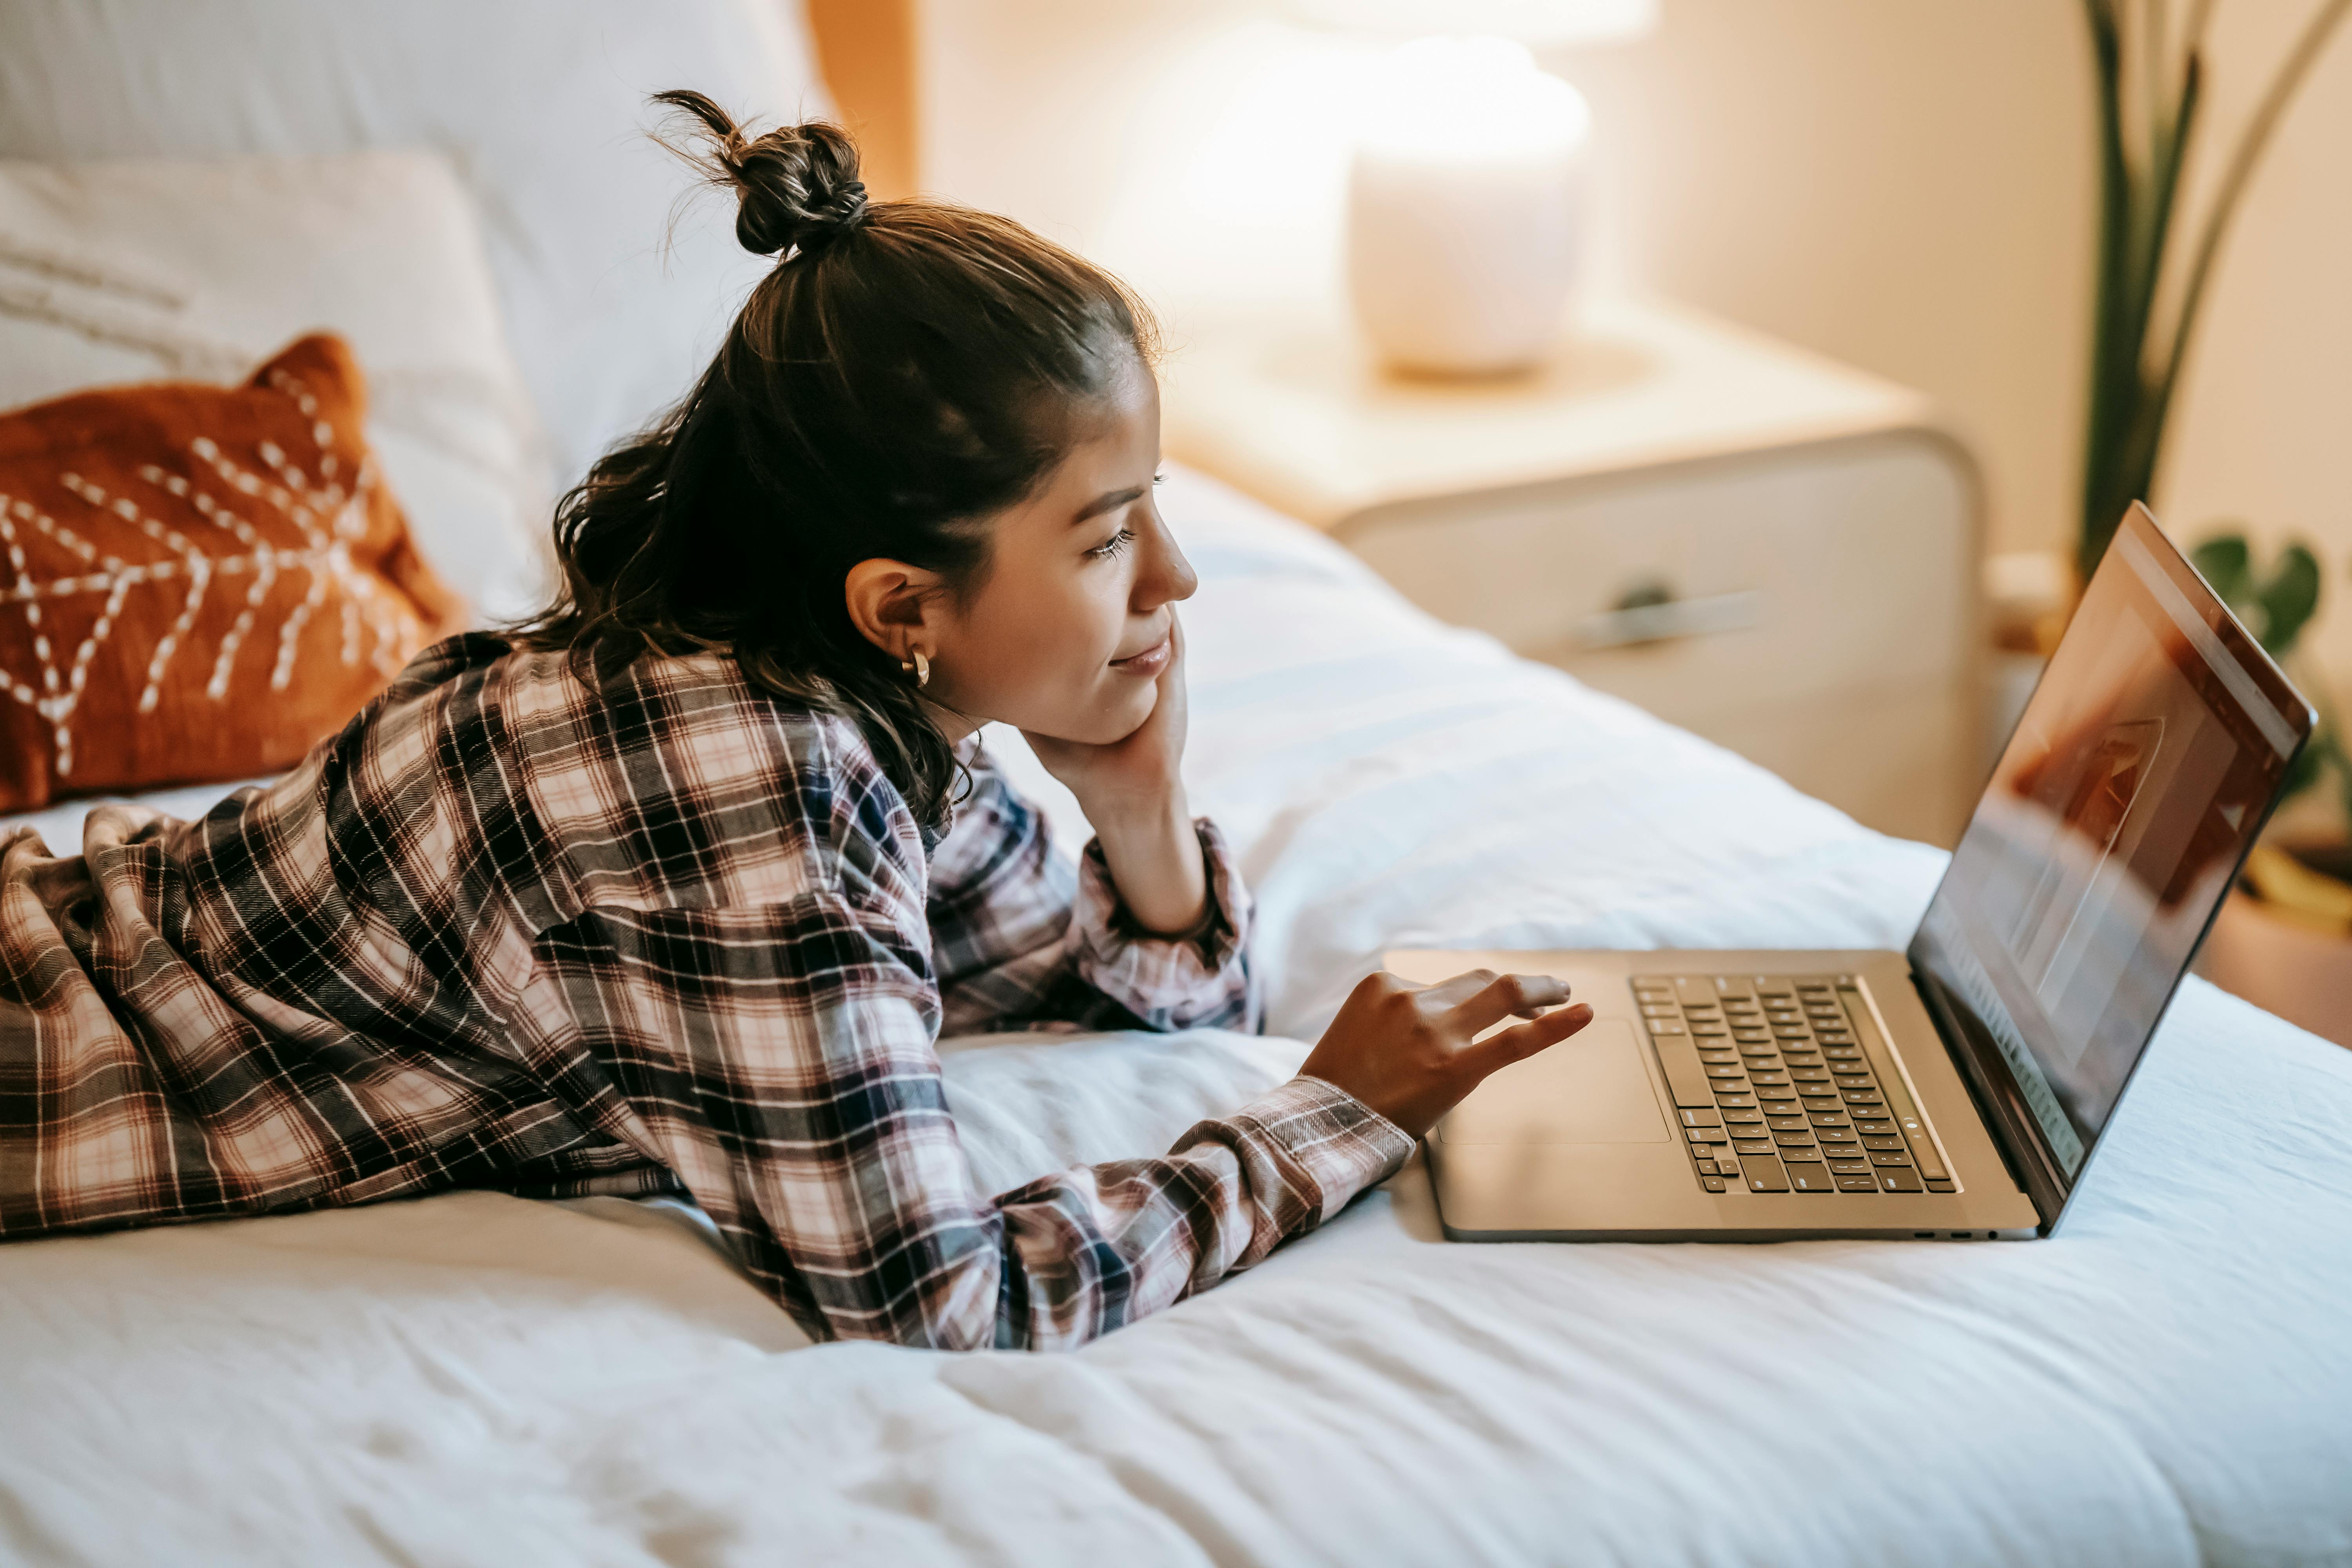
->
xmin=3 ymin=468 xmax=2348 ymax=1568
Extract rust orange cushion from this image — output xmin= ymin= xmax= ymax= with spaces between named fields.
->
xmin=0 ymin=334 xmax=462 ymax=811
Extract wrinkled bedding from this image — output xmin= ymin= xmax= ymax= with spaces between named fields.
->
xmin=2 ymin=468 xmax=2347 ymax=1567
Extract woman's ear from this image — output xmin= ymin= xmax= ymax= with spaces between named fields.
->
xmin=842 ymin=557 xmax=946 ymax=660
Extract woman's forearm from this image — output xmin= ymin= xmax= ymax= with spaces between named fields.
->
xmin=1089 ymin=789 xmax=1212 ymax=938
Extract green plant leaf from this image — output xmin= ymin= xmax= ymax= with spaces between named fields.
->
xmin=2079 ymin=0 xmax=2142 ymax=585
xmin=2334 ymin=730 xmax=2352 ymax=835
xmin=2077 ymin=0 xmax=2352 ymax=588
xmin=2190 ymin=533 xmax=2252 ymax=606
xmin=2285 ymin=724 xmax=2352 ymax=821
xmin=2269 ymin=678 xmax=2352 ymax=832
xmin=2279 ymin=728 xmax=2327 ymax=805
xmin=2255 ymin=543 xmax=2322 ymax=659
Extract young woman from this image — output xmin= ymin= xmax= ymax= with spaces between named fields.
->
xmin=0 ymin=94 xmax=1592 ymax=1349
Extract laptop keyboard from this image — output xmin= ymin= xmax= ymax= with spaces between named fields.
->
xmin=1633 ymin=973 xmax=1957 ymax=1197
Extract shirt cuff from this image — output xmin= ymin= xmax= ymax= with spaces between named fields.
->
xmin=1073 ymin=817 xmax=1257 ymax=1031
xmin=1228 ymin=1075 xmax=1417 ymax=1223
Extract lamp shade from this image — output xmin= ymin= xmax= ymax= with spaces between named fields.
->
xmin=1347 ymin=36 xmax=1592 ymax=373
xmin=1286 ymin=0 xmax=1657 ymax=47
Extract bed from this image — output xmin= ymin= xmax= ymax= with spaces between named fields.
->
xmin=4 ymin=5 xmax=2350 ymax=1565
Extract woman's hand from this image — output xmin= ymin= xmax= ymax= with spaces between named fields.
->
xmin=1021 ymin=612 xmax=1189 ymax=824
xmin=1022 ymin=615 xmax=1209 ymax=937
xmin=1298 ymin=969 xmax=1596 ymax=1138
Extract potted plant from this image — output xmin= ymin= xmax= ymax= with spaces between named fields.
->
xmin=2189 ymin=533 xmax=2352 ymax=1043
xmin=2076 ymin=0 xmax=2351 ymax=586
xmin=1994 ymin=3 xmax=2351 ymax=766
xmin=2052 ymin=1 xmax=2352 ymax=1043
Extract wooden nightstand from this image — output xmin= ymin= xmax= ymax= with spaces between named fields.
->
xmin=1161 ymin=296 xmax=1983 ymax=846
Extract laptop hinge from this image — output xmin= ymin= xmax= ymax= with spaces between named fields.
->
xmin=1907 ymin=964 xmax=2069 ymax=1231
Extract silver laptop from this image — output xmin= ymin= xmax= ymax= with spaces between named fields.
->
xmin=1388 ymin=503 xmax=2314 ymax=1241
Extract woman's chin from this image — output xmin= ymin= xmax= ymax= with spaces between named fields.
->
xmin=1103 ymin=690 xmax=1160 ymax=740
xmin=1022 ymin=692 xmax=1155 ymax=747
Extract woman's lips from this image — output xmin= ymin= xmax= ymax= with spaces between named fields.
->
xmin=1109 ymin=634 xmax=1171 ymax=678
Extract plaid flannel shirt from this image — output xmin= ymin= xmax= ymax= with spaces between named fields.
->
xmin=0 ymin=635 xmax=1411 ymax=1348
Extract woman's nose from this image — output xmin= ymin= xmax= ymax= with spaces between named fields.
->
xmin=1137 ymin=512 xmax=1198 ymax=608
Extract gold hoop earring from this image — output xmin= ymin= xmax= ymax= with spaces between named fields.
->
xmin=899 ymin=648 xmax=931 ymax=689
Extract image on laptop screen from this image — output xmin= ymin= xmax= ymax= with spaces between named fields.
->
xmin=1911 ymin=508 xmax=2310 ymax=1176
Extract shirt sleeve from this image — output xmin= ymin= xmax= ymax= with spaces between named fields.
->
xmin=926 ymin=752 xmax=1259 ymax=1036
xmin=507 ymin=889 xmax=1411 ymax=1349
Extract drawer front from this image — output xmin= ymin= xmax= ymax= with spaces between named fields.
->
xmin=1691 ymin=676 xmax=1977 ymax=844
xmin=1340 ymin=432 xmax=1981 ymax=841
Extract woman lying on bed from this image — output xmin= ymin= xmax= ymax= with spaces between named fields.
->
xmin=0 ymin=93 xmax=1593 ymax=1349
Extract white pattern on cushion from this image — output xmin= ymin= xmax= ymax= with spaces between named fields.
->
xmin=5 ymin=425 xmax=394 ymax=777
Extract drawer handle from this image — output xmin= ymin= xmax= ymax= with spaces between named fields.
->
xmin=1574 ymin=587 xmax=1759 ymax=650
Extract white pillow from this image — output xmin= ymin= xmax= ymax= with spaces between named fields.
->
xmin=0 ymin=151 xmax=553 ymax=624
xmin=0 ymin=0 xmax=831 ymax=490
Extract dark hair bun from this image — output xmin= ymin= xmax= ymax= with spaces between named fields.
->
xmin=653 ymin=89 xmax=869 ymax=258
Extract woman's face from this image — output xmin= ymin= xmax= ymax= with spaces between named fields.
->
xmin=892 ymin=359 xmax=1197 ymax=746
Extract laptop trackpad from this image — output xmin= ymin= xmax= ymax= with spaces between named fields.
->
xmin=1436 ymin=1019 xmax=1670 ymax=1146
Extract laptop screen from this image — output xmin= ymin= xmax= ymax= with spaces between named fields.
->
xmin=1910 ymin=505 xmax=2311 ymax=1178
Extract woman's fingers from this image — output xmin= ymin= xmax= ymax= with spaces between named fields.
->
xmin=1478 ymin=1002 xmax=1595 ymax=1068
xmin=1444 ymin=971 xmax=1571 ymax=1034
xmin=1504 ymin=976 xmax=1571 ymax=1019
xmin=1415 ymin=968 xmax=1499 ymax=1011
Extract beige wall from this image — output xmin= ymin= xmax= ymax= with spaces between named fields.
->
xmin=919 ymin=0 xmax=2352 ymax=681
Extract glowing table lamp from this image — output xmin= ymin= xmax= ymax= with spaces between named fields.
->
xmin=1290 ymin=0 xmax=1657 ymax=376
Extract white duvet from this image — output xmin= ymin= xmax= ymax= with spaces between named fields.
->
xmin=3 ymin=469 xmax=2348 ymax=1568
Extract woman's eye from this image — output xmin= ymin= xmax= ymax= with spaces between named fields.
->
xmin=1087 ymin=527 xmax=1136 ymax=561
